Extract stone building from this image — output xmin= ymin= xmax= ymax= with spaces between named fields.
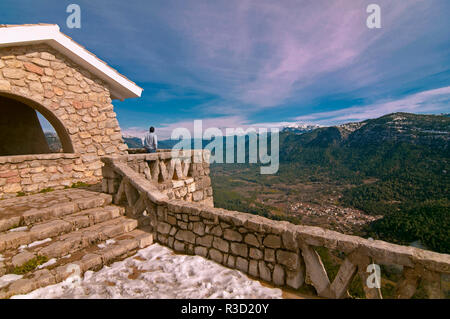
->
xmin=0 ymin=24 xmax=142 ymax=198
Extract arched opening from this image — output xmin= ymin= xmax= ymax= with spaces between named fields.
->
xmin=0 ymin=92 xmax=74 ymax=155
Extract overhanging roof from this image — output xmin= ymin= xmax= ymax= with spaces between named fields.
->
xmin=0 ymin=24 xmax=143 ymax=100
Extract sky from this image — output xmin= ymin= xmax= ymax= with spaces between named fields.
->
xmin=1 ymin=0 xmax=450 ymax=139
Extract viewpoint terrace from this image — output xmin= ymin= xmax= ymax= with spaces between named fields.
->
xmin=0 ymin=24 xmax=448 ymax=299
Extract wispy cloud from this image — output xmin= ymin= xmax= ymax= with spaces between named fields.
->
xmin=295 ymin=86 xmax=450 ymax=124
xmin=86 ymin=0 xmax=450 ymax=133
xmin=3 ymin=0 xmax=448 ymax=132
xmin=123 ymin=0 xmax=435 ymax=110
xmin=123 ymin=85 xmax=450 ymax=139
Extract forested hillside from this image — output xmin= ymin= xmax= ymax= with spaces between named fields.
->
xmin=213 ymin=113 xmax=450 ymax=253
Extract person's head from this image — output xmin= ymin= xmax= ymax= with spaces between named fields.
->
xmin=149 ymin=126 xmax=155 ymax=133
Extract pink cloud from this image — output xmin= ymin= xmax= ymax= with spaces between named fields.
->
xmin=158 ymin=0 xmax=430 ymax=110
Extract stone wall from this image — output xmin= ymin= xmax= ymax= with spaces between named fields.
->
xmin=156 ymin=200 xmax=304 ymax=289
xmin=102 ymin=151 xmax=214 ymax=207
xmin=102 ymin=153 xmax=450 ymax=299
xmin=0 ymin=43 xmax=129 ymax=195
xmin=0 ymin=153 xmax=102 ymax=198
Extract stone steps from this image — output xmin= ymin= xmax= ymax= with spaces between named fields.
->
xmin=0 ymin=228 xmax=154 ymax=299
xmin=0 ymin=215 xmax=139 ymax=274
xmin=0 ymin=189 xmax=112 ymax=232
xmin=0 ymin=205 xmax=124 ymax=253
xmin=0 ymin=188 xmax=155 ymax=299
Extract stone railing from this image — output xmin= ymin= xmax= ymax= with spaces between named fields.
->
xmin=101 ymin=152 xmax=450 ymax=299
xmin=0 ymin=153 xmax=102 ymax=199
xmin=101 ymin=150 xmax=213 ymax=207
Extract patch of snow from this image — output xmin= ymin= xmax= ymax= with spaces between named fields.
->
xmin=9 ymin=226 xmax=28 ymax=232
xmin=62 ymin=254 xmax=71 ymax=259
xmin=0 ymin=254 xmax=4 ymax=262
xmin=11 ymin=244 xmax=282 ymax=299
xmin=285 ymin=123 xmax=321 ymax=130
xmin=38 ymin=258 xmax=57 ymax=269
xmin=18 ymin=239 xmax=51 ymax=252
xmin=27 ymin=238 xmax=52 ymax=248
xmin=0 ymin=274 xmax=23 ymax=289
xmin=98 ymin=239 xmax=116 ymax=249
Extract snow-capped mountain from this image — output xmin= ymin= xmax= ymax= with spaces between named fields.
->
xmin=281 ymin=123 xmax=321 ymax=134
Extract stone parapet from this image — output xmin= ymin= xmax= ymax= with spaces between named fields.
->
xmin=102 ymin=150 xmax=213 ymax=207
xmin=0 ymin=153 xmax=102 ymax=198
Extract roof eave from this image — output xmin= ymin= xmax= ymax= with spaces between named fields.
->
xmin=0 ymin=24 xmax=143 ymax=100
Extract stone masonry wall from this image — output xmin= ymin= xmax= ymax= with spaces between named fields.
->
xmin=155 ymin=200 xmax=305 ymax=289
xmin=0 ymin=154 xmax=102 ymax=198
xmin=0 ymin=44 xmax=129 ymax=196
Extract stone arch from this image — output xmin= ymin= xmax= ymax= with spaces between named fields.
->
xmin=0 ymin=91 xmax=75 ymax=154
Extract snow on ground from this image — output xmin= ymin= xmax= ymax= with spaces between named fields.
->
xmin=28 ymin=238 xmax=52 ymax=248
xmin=97 ymin=239 xmax=116 ymax=249
xmin=9 ymin=226 xmax=28 ymax=232
xmin=0 ymin=274 xmax=22 ymax=289
xmin=37 ymin=258 xmax=57 ymax=269
xmin=12 ymin=244 xmax=283 ymax=299
xmin=19 ymin=238 xmax=52 ymax=251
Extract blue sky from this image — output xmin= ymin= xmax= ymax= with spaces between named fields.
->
xmin=1 ymin=0 xmax=450 ymax=138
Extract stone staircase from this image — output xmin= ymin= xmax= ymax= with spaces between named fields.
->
xmin=0 ymin=188 xmax=153 ymax=299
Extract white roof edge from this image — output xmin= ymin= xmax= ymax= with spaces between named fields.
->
xmin=0 ymin=24 xmax=143 ymax=100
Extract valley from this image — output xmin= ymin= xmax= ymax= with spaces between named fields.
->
xmin=211 ymin=163 xmax=382 ymax=236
